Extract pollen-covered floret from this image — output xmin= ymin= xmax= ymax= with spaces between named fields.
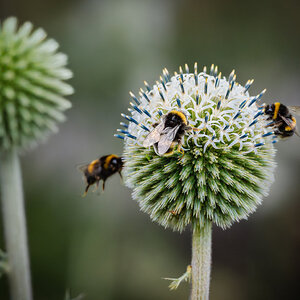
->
xmin=116 ymin=64 xmax=277 ymax=231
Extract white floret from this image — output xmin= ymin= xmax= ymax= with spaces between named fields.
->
xmin=118 ymin=65 xmax=275 ymax=154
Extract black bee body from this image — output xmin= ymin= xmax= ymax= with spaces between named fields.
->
xmin=157 ymin=111 xmax=190 ymax=154
xmin=264 ymin=103 xmax=299 ymax=138
xmin=143 ymin=110 xmax=194 ymax=156
xmin=164 ymin=112 xmax=187 ymax=140
xmin=84 ymin=160 xmax=101 ymax=186
xmin=80 ymin=154 xmax=123 ymax=196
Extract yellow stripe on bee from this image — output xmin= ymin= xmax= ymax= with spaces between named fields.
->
xmin=285 ymin=126 xmax=292 ymax=131
xmin=285 ymin=117 xmax=297 ymax=131
xmin=273 ymin=102 xmax=281 ymax=120
xmin=104 ymin=154 xmax=117 ymax=169
xmin=170 ymin=110 xmax=187 ymax=125
xmin=88 ymin=160 xmax=99 ymax=173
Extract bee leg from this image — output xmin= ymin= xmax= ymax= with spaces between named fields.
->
xmin=185 ymin=125 xmax=201 ymax=132
xmin=102 ymin=180 xmax=106 ymax=191
xmin=118 ymin=171 xmax=123 ymax=180
xmin=82 ymin=184 xmax=90 ymax=197
xmin=178 ymin=145 xmax=184 ymax=155
xmin=177 ymin=140 xmax=184 ymax=156
xmin=93 ymin=180 xmax=100 ymax=192
xmin=177 ymin=145 xmax=184 ymax=156
xmin=178 ymin=149 xmax=184 ymax=160
xmin=163 ymin=141 xmax=177 ymax=157
xmin=163 ymin=150 xmax=175 ymax=157
xmin=118 ymin=171 xmax=123 ymax=184
xmin=265 ymin=120 xmax=282 ymax=128
xmin=163 ymin=143 xmax=175 ymax=157
xmin=174 ymin=140 xmax=185 ymax=161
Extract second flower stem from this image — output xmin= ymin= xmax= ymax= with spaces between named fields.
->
xmin=0 ymin=149 xmax=32 ymax=300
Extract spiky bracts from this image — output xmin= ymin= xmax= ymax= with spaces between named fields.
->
xmin=0 ymin=17 xmax=73 ymax=150
xmin=124 ymin=144 xmax=275 ymax=231
xmin=118 ymin=64 xmax=277 ymax=231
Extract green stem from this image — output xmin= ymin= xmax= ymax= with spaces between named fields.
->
xmin=190 ymin=222 xmax=212 ymax=300
xmin=0 ymin=149 xmax=32 ymax=300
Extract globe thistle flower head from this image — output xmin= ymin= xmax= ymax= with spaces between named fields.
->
xmin=0 ymin=17 xmax=73 ymax=151
xmin=116 ymin=63 xmax=276 ymax=231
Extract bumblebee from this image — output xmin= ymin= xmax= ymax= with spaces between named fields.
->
xmin=264 ymin=103 xmax=300 ymax=138
xmin=79 ymin=155 xmax=123 ymax=196
xmin=143 ymin=110 xmax=197 ymax=156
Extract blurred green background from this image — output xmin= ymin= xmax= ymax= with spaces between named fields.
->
xmin=0 ymin=0 xmax=300 ymax=299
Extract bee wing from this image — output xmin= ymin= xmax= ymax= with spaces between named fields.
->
xmin=157 ymin=125 xmax=180 ymax=155
xmin=76 ymin=161 xmax=102 ymax=176
xmin=76 ymin=163 xmax=89 ymax=172
xmin=143 ymin=119 xmax=165 ymax=147
xmin=279 ymin=114 xmax=295 ymax=128
xmin=287 ymin=106 xmax=300 ymax=116
xmin=279 ymin=114 xmax=300 ymax=136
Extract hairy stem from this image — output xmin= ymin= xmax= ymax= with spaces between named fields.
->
xmin=0 ymin=149 xmax=32 ymax=300
xmin=190 ymin=222 xmax=212 ymax=300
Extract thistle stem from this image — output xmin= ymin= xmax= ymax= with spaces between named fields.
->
xmin=190 ymin=222 xmax=212 ymax=300
xmin=0 ymin=149 xmax=32 ymax=300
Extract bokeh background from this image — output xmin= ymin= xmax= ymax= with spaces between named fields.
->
xmin=0 ymin=0 xmax=300 ymax=299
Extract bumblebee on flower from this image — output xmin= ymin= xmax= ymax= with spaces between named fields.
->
xmin=116 ymin=63 xmax=276 ymax=157
xmin=114 ymin=63 xmax=281 ymax=299
xmin=115 ymin=63 xmax=277 ymax=231
xmin=142 ymin=109 xmax=198 ymax=156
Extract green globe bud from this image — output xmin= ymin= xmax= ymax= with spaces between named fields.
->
xmin=0 ymin=17 xmax=73 ymax=150
xmin=116 ymin=64 xmax=276 ymax=232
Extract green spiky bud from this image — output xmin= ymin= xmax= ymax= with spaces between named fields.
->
xmin=116 ymin=64 xmax=277 ymax=232
xmin=0 ymin=17 xmax=73 ymax=150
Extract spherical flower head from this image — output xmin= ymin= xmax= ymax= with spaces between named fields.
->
xmin=0 ymin=17 xmax=73 ymax=151
xmin=116 ymin=64 xmax=276 ymax=231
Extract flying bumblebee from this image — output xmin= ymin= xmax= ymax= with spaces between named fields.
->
xmin=79 ymin=154 xmax=123 ymax=196
xmin=143 ymin=110 xmax=198 ymax=156
xmin=264 ymin=103 xmax=300 ymax=138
